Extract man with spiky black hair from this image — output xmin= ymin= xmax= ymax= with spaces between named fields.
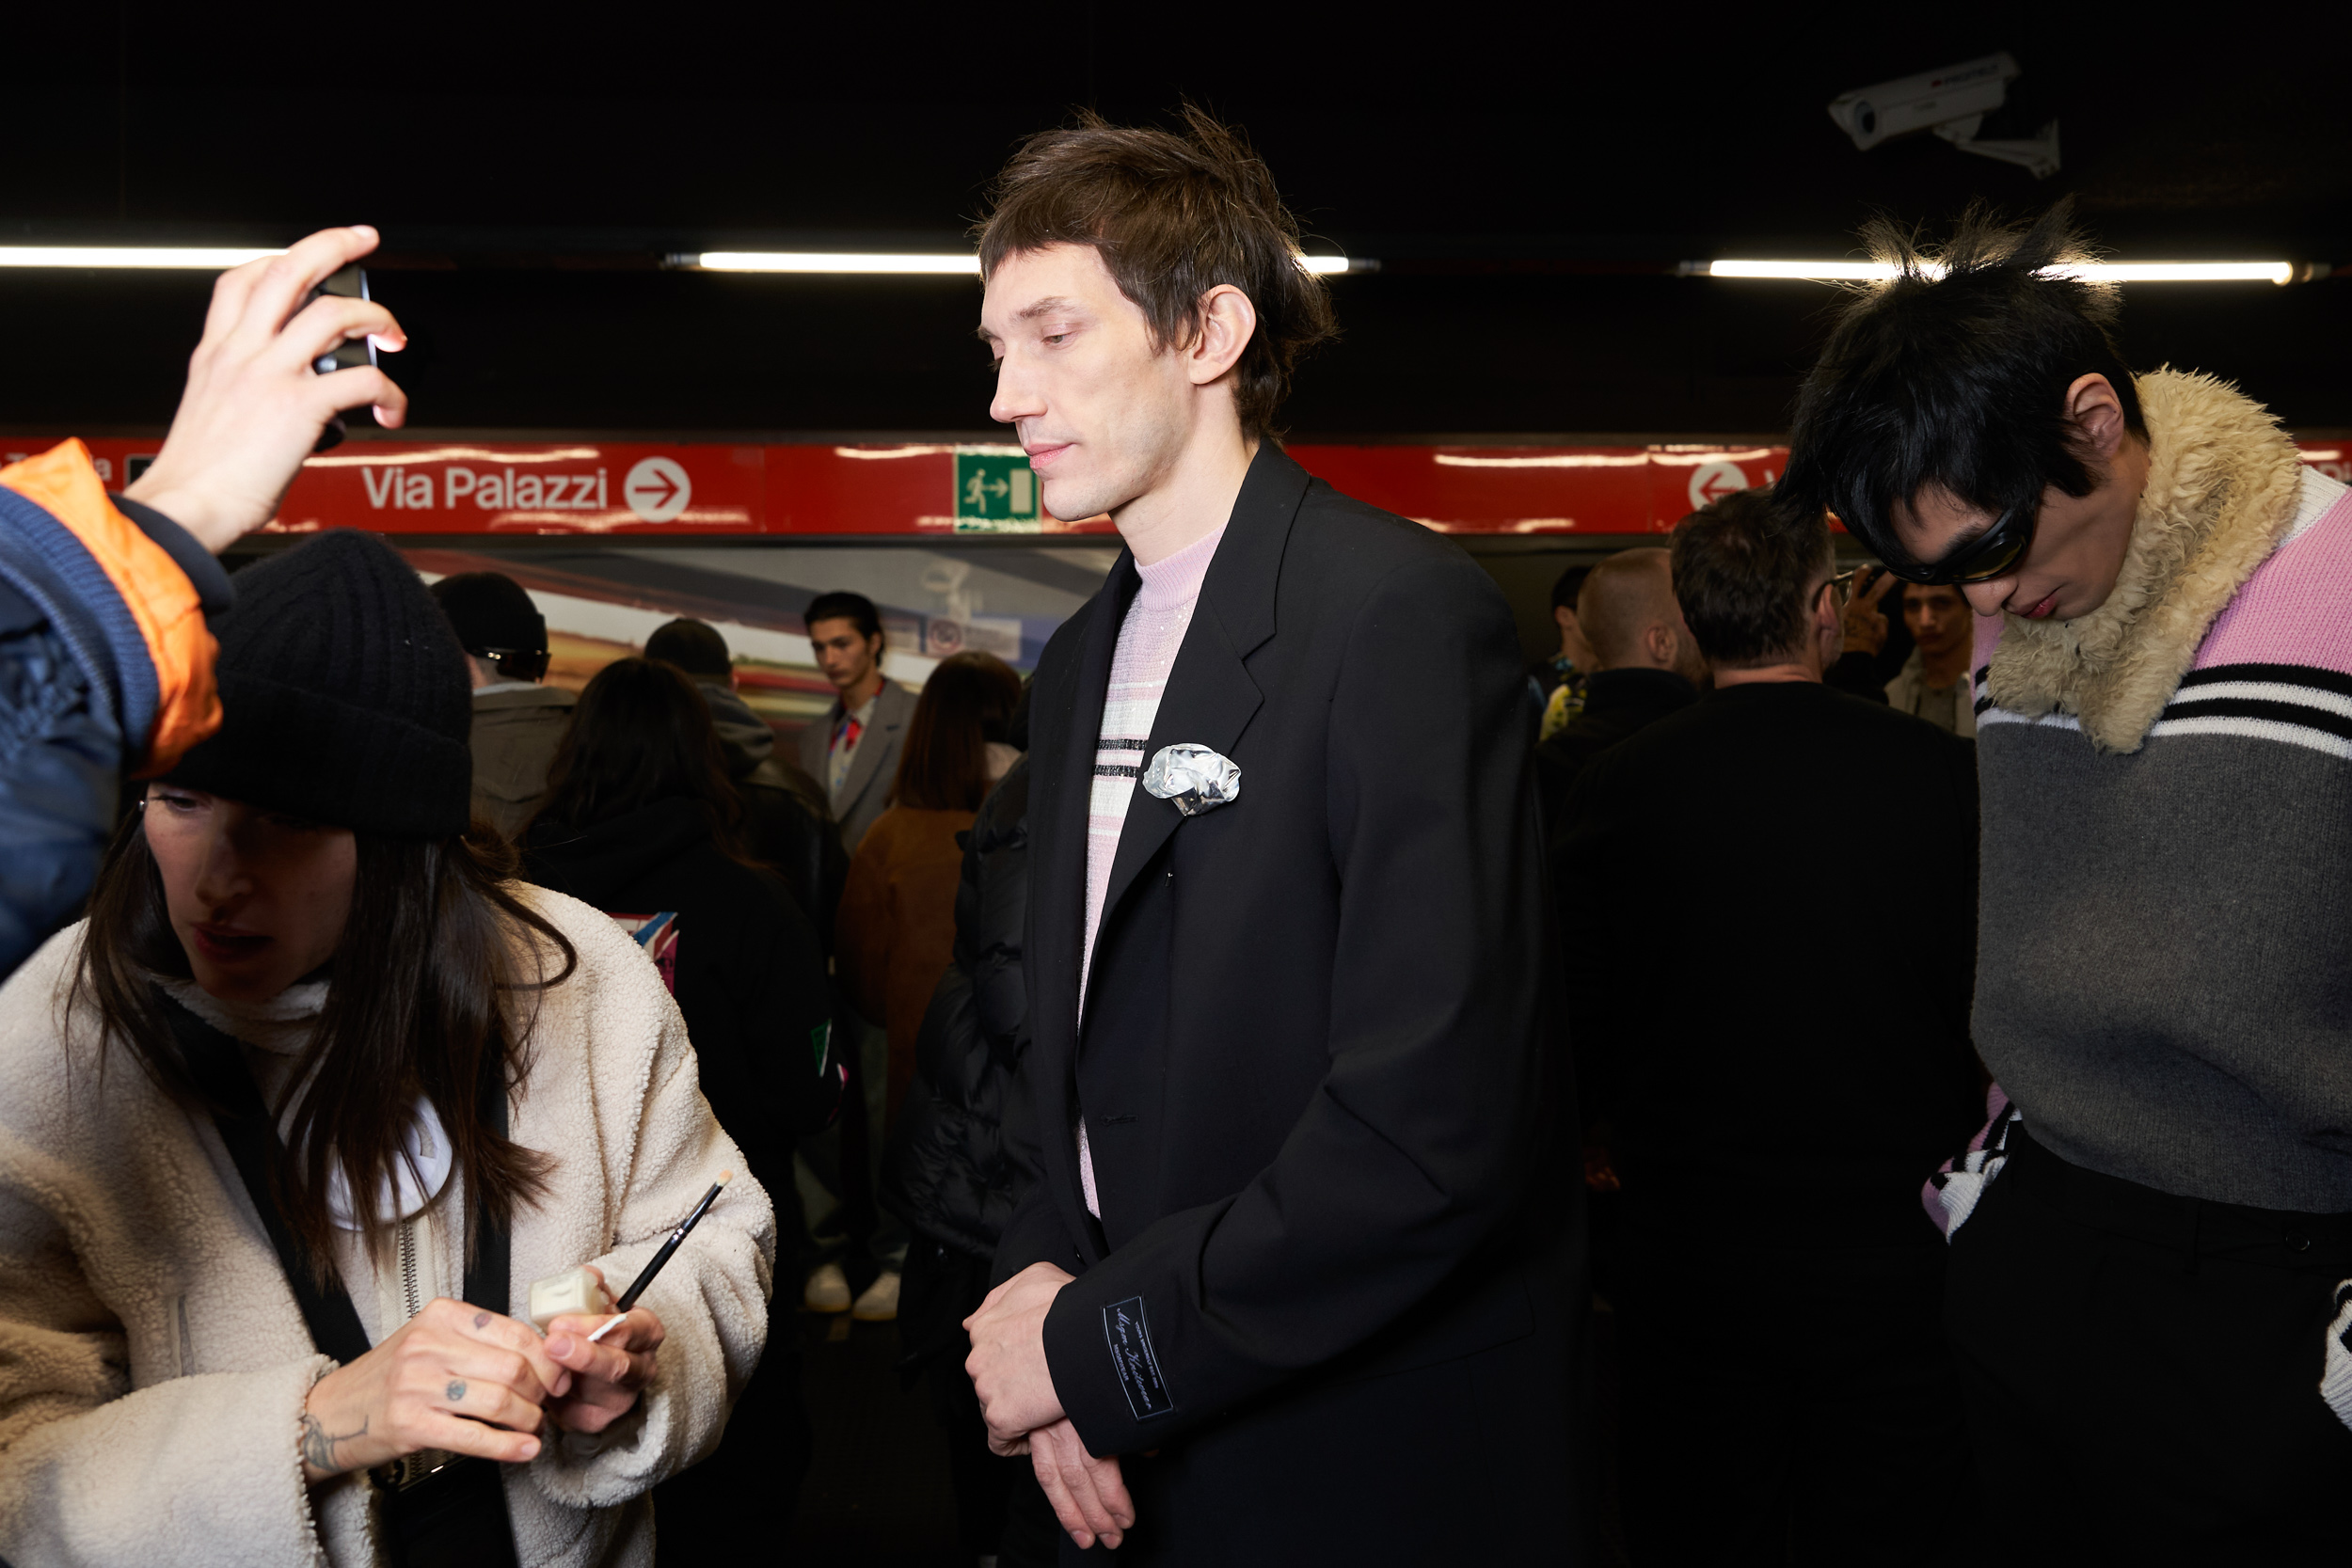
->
xmin=1780 ymin=202 xmax=2352 ymax=1554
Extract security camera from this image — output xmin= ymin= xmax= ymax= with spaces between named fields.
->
xmin=1827 ymin=52 xmax=2058 ymax=178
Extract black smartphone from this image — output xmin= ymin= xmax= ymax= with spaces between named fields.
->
xmin=309 ymin=264 xmax=375 ymax=453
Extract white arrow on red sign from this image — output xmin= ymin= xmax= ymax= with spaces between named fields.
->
xmin=1686 ymin=460 xmax=1751 ymax=512
xmin=624 ymin=456 xmax=692 ymax=523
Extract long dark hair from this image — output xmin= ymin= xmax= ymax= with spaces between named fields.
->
xmin=72 ymin=814 xmax=571 ymax=1267
xmin=892 ymin=652 xmax=1022 ymax=812
xmin=530 ymin=657 xmax=751 ymax=858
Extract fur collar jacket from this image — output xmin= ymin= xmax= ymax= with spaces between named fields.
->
xmin=1986 ymin=368 xmax=2309 ymax=753
xmin=0 ymin=883 xmax=775 ymax=1568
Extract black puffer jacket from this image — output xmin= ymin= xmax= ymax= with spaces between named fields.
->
xmin=881 ymin=755 xmax=1032 ymax=1259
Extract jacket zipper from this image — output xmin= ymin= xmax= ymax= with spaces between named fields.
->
xmin=399 ymin=1220 xmax=421 ymax=1323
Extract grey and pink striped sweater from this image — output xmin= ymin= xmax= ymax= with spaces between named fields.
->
xmin=1966 ymin=380 xmax=2352 ymax=1218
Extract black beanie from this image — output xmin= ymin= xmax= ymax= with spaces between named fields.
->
xmin=643 ymin=617 xmax=733 ymax=679
xmin=430 ymin=571 xmax=548 ymax=658
xmin=167 ymin=531 xmax=473 ymax=837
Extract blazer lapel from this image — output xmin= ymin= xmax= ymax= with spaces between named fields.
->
xmin=1029 ymin=556 xmax=1141 ymax=1215
xmin=1092 ymin=446 xmax=1309 ymax=944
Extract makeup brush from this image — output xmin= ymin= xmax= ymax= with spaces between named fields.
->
xmin=584 ymin=1171 xmax=730 ymax=1345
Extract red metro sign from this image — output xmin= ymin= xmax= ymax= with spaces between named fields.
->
xmin=19 ymin=436 xmax=2351 ymax=538
xmin=287 ymin=442 xmax=761 ymax=533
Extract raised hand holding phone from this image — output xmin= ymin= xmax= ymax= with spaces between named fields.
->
xmin=308 ymin=261 xmax=379 ymax=454
xmin=124 ymin=225 xmax=409 ymax=553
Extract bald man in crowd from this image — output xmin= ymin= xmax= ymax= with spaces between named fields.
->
xmin=1534 ymin=546 xmax=1707 ymax=832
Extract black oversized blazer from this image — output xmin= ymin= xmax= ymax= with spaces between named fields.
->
xmin=998 ymin=446 xmax=1581 ymax=1559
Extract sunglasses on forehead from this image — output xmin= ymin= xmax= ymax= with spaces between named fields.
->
xmin=1879 ymin=499 xmax=2038 ymax=587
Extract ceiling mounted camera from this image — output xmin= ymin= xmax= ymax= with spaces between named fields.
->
xmin=1827 ymin=52 xmax=2059 ymax=179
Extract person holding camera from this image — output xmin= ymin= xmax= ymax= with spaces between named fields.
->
xmin=0 ymin=531 xmax=772 ymax=1567
xmin=0 ymin=226 xmax=408 ymax=980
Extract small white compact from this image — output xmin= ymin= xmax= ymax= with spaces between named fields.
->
xmin=527 ymin=1266 xmax=612 ymax=1333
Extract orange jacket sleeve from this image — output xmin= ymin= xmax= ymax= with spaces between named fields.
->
xmin=0 ymin=440 xmax=220 ymax=774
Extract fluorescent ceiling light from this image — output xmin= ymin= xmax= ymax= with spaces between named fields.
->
xmin=1694 ymin=258 xmax=2297 ymax=285
xmin=2073 ymin=262 xmax=2296 ymax=284
xmin=0 ymin=246 xmax=284 ymax=269
xmin=681 ymin=251 xmax=1365 ymax=276
xmin=1434 ymin=452 xmax=1648 ymax=468
xmin=692 ymin=251 xmax=980 ymax=275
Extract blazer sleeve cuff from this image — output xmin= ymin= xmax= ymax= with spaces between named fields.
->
xmin=1042 ymin=1260 xmax=1191 ymax=1458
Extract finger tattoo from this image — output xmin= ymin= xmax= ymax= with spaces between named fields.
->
xmin=447 ymin=1379 xmax=467 ymax=1403
xmin=473 ymin=1311 xmax=490 ymax=1329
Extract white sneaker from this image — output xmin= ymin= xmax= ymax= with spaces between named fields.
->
xmin=852 ymin=1269 xmax=901 ymax=1322
xmin=803 ymin=1262 xmax=850 ymax=1314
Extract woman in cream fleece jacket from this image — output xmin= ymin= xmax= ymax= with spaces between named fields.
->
xmin=0 ymin=890 xmax=771 ymax=1567
xmin=0 ymin=531 xmax=773 ymax=1567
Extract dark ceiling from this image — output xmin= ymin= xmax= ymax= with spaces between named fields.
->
xmin=3 ymin=6 xmax=2345 ymax=437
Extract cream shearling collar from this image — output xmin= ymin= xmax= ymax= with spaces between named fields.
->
xmin=1985 ymin=368 xmax=2306 ymax=753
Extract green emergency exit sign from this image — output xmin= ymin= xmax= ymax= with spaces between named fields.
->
xmin=954 ymin=450 xmax=1043 ymax=532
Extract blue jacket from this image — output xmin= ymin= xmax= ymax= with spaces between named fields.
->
xmin=0 ymin=442 xmax=230 ymax=975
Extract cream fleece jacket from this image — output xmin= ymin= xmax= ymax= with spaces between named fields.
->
xmin=0 ymin=883 xmax=775 ymax=1568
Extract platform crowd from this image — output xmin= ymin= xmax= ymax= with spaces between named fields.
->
xmin=0 ymin=108 xmax=2347 ymax=1568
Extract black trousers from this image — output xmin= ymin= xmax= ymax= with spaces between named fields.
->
xmin=651 ymin=1298 xmax=810 ymax=1560
xmin=900 ymin=1236 xmax=1061 ymax=1567
xmin=1947 ymin=1122 xmax=2352 ymax=1563
xmin=1614 ymin=1213 xmax=1973 ymax=1566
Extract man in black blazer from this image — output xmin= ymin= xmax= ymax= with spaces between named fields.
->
xmin=961 ymin=110 xmax=1581 ymax=1563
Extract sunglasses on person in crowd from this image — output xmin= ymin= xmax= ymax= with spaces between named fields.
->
xmin=1882 ymin=499 xmax=2038 ymax=587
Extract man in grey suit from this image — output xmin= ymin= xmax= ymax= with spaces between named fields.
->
xmin=792 ymin=590 xmax=920 ymax=1317
xmin=796 ymin=591 xmax=918 ymax=855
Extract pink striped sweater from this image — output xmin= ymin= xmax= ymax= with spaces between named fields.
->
xmin=1075 ymin=523 xmax=1227 ymax=1217
xmin=1958 ymin=461 xmax=2352 ymax=1218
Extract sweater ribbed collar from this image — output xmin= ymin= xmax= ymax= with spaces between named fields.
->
xmin=156 ymin=973 xmax=327 ymax=1057
xmin=1134 ymin=523 xmax=1227 ymax=612
xmin=154 ymin=970 xmax=453 ymax=1227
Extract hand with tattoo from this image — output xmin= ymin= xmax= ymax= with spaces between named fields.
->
xmin=297 ymin=1297 xmax=572 ymax=1483
xmin=540 ymin=1265 xmax=666 ymax=1435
